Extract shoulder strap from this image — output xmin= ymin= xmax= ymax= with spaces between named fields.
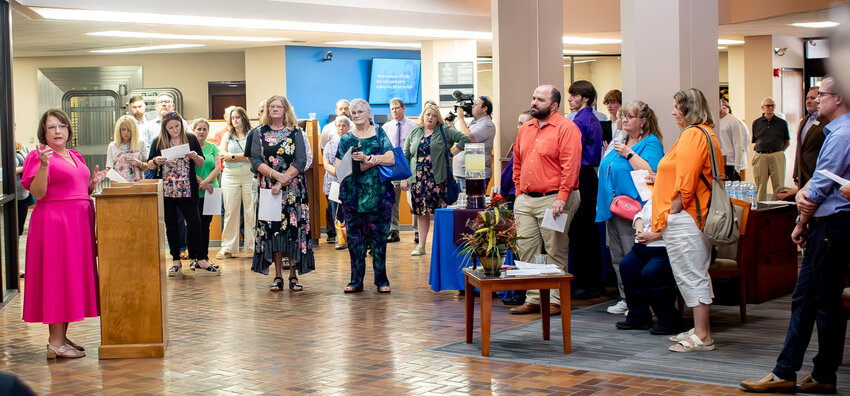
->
xmin=438 ymin=125 xmax=452 ymax=170
xmin=694 ymin=125 xmax=719 ymax=190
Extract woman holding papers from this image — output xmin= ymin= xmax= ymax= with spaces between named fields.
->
xmin=595 ymin=100 xmax=664 ymax=316
xmin=106 ymin=115 xmax=147 ymax=182
xmin=337 ymin=99 xmax=396 ymax=294
xmin=22 ymin=109 xmax=107 ymax=358
xmin=323 ymin=116 xmax=351 ymax=250
xmin=250 ymin=95 xmax=314 ymax=292
xmin=217 ymin=106 xmax=255 ymax=259
xmin=192 ymin=118 xmax=221 ymax=274
xmin=145 ymin=111 xmax=214 ymax=276
xmin=652 ymin=88 xmax=722 ymax=352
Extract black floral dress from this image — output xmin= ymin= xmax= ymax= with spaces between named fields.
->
xmin=411 ymin=135 xmax=448 ymax=216
xmin=251 ymin=126 xmax=315 ymax=275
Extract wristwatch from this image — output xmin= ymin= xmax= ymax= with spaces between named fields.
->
xmin=795 ymin=214 xmax=803 ymax=225
xmin=231 ymin=154 xmax=235 ymax=160
xmin=626 ymin=152 xmax=634 ymax=160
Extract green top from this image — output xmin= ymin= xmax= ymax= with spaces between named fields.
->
xmin=403 ymin=125 xmax=469 ymax=184
xmin=336 ymin=127 xmax=394 ymax=213
xmin=198 ymin=142 xmax=220 ymax=198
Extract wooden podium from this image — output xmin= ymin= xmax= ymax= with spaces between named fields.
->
xmin=94 ymin=180 xmax=168 ymax=359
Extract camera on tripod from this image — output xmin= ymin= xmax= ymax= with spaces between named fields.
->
xmin=444 ymin=90 xmax=474 ymax=123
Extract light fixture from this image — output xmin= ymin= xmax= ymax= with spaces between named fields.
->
xmin=32 ymin=7 xmax=491 ymax=40
xmin=562 ymin=36 xmax=621 ymax=45
xmin=774 ymin=47 xmax=788 ymax=56
xmin=791 ymin=21 xmax=840 ymax=28
xmin=718 ymin=39 xmax=745 ymax=45
xmin=87 ymin=31 xmax=288 ymax=42
xmin=325 ymin=41 xmax=421 ymax=48
xmin=563 ymin=49 xmax=601 ymax=55
xmin=718 ymin=46 xmax=727 ymax=50
xmin=90 ymin=44 xmax=204 ymax=54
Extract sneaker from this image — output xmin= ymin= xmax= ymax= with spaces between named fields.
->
xmin=327 ymin=236 xmax=336 ymax=244
xmin=215 ymin=251 xmax=232 ymax=259
xmin=607 ymin=300 xmax=629 ymax=315
xmin=410 ymin=246 xmax=426 ymax=256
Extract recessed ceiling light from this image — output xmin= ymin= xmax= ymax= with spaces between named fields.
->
xmin=563 ymin=49 xmax=601 ymax=55
xmin=90 ymin=44 xmax=204 ymax=54
xmin=562 ymin=36 xmax=621 ymax=45
xmin=87 ymin=31 xmax=288 ymax=42
xmin=32 ymin=7 xmax=491 ymax=40
xmin=791 ymin=21 xmax=840 ymax=28
xmin=718 ymin=46 xmax=727 ymax=50
xmin=718 ymin=39 xmax=745 ymax=45
xmin=325 ymin=41 xmax=421 ymax=48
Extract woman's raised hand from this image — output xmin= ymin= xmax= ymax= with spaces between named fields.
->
xmin=37 ymin=146 xmax=53 ymax=166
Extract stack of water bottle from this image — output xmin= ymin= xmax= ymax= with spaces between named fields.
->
xmin=724 ymin=180 xmax=758 ymax=209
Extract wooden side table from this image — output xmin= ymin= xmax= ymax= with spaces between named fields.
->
xmin=463 ymin=268 xmax=574 ymax=357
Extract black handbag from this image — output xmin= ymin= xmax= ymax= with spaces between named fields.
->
xmin=438 ymin=125 xmax=460 ymax=205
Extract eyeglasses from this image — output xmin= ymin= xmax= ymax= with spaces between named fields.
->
xmin=46 ymin=124 xmax=69 ymax=131
xmin=762 ymin=104 xmax=776 ymax=108
xmin=622 ymin=114 xmax=643 ymax=121
xmin=817 ymin=91 xmax=839 ymax=97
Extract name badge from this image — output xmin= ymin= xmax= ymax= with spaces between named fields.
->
xmin=813 ymin=120 xmax=820 ymax=126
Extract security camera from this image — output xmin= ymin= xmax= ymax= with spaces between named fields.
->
xmin=322 ymin=50 xmax=333 ymax=62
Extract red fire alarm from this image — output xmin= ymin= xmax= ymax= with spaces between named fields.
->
xmin=773 ymin=68 xmax=781 ymax=77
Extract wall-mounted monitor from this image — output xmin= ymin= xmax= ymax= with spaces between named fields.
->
xmin=368 ymin=58 xmax=421 ymax=105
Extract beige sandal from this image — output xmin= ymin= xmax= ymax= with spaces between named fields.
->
xmin=668 ymin=328 xmax=695 ymax=342
xmin=669 ymin=333 xmax=715 ymax=352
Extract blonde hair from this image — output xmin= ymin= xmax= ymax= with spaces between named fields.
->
xmin=673 ymin=88 xmax=715 ymax=129
xmin=113 ymin=115 xmax=141 ymax=151
xmin=260 ymin=95 xmax=298 ymax=128
xmin=620 ymin=100 xmax=663 ymax=144
xmin=417 ymin=105 xmax=445 ymax=127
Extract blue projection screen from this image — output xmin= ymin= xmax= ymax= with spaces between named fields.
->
xmin=368 ymin=58 xmax=421 ymax=105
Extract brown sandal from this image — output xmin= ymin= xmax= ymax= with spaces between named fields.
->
xmin=270 ymin=277 xmax=283 ymax=292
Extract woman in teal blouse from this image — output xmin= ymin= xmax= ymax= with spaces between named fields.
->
xmin=595 ymin=100 xmax=664 ymax=313
xmin=401 ymin=105 xmax=470 ymax=256
xmin=337 ymin=99 xmax=397 ymax=294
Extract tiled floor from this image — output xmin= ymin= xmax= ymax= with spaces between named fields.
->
xmin=0 ymin=233 xmax=749 ymax=395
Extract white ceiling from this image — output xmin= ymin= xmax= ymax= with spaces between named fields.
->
xmin=9 ymin=0 xmax=843 ymax=57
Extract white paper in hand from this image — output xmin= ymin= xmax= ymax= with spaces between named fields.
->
xmin=202 ymin=188 xmax=222 ymax=215
xmin=258 ymin=188 xmax=283 ymax=222
xmin=630 ymin=169 xmax=652 ymax=201
xmin=105 ymin=168 xmax=128 ymax=183
xmin=161 ymin=143 xmax=190 ymax=161
xmin=334 ymin=147 xmax=353 ymax=182
xmin=817 ymin=169 xmax=850 ymax=186
xmin=328 ymin=181 xmax=341 ymax=203
xmin=541 ymin=208 xmax=568 ymax=232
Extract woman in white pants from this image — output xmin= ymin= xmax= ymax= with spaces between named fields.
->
xmin=217 ymin=106 xmax=255 ymax=258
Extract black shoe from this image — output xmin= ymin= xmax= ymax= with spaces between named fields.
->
xmin=650 ymin=323 xmax=685 ymax=335
xmin=502 ymin=292 xmax=527 ymax=306
xmin=326 ymin=236 xmax=336 ymax=244
xmin=571 ymin=288 xmax=601 ymax=300
xmin=388 ymin=231 xmax=400 ymax=243
xmin=616 ymin=320 xmax=652 ymax=330
xmin=414 ymin=232 xmax=419 ymax=244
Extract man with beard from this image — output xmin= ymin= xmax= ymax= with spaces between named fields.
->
xmin=509 ymin=85 xmax=582 ymax=316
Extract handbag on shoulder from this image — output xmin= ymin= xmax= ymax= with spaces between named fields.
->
xmin=438 ymin=126 xmax=460 ymax=205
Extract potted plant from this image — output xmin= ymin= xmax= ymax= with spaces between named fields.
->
xmin=458 ymin=194 xmax=523 ymax=276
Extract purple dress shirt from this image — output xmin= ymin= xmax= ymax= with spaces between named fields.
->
xmin=572 ymin=107 xmax=603 ymax=167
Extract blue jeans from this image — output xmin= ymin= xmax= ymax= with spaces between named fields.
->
xmin=619 ymin=244 xmax=681 ymax=328
xmin=773 ymin=215 xmax=850 ymax=384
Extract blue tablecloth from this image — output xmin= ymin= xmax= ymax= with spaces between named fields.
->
xmin=429 ymin=208 xmax=514 ymax=292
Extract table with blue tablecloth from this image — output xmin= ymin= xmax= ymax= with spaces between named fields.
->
xmin=429 ymin=208 xmax=514 ymax=292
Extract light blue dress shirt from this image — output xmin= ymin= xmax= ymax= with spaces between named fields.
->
xmin=805 ymin=112 xmax=850 ymax=218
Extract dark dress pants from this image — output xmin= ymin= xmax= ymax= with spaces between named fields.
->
xmin=620 ymin=244 xmax=681 ymax=328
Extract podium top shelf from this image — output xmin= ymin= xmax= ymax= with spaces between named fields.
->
xmin=95 ymin=181 xmax=162 ymax=197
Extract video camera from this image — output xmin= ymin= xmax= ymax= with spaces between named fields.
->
xmin=444 ymin=90 xmax=474 ymax=123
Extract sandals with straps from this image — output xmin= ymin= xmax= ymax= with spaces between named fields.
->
xmin=270 ymin=277 xmax=283 ymax=292
xmin=289 ymin=276 xmax=303 ymax=291
xmin=669 ymin=333 xmax=715 ymax=352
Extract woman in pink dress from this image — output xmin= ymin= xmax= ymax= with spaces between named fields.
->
xmin=22 ymin=109 xmax=107 ymax=359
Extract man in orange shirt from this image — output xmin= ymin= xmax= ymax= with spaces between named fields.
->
xmin=509 ymin=84 xmax=583 ymax=315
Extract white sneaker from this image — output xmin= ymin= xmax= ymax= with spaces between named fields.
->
xmin=410 ymin=246 xmax=426 ymax=256
xmin=607 ymin=300 xmax=628 ymax=314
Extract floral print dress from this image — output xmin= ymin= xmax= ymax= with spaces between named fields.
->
xmin=411 ymin=134 xmax=448 ymax=216
xmin=112 ymin=143 xmax=145 ymax=182
xmin=251 ymin=126 xmax=315 ymax=276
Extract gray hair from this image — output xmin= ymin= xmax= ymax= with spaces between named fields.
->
xmin=223 ymin=105 xmax=237 ymax=118
xmin=761 ymin=97 xmax=776 ymax=106
xmin=349 ymin=98 xmax=371 ymax=114
xmin=335 ymin=115 xmax=352 ymax=128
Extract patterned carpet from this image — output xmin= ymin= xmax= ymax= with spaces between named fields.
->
xmin=430 ymin=296 xmax=850 ymax=390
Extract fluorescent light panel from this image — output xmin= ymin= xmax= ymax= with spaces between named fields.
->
xmin=563 ymin=36 xmax=621 ymax=45
xmin=90 ymin=44 xmax=204 ymax=53
xmin=791 ymin=21 xmax=840 ymax=28
xmin=33 ymin=7 xmax=491 ymax=40
xmin=718 ymin=39 xmax=745 ymax=45
xmin=325 ymin=41 xmax=420 ymax=48
xmin=563 ymin=49 xmax=601 ymax=55
xmin=87 ymin=31 xmax=288 ymax=42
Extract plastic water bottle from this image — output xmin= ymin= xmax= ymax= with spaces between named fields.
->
xmin=747 ymin=182 xmax=758 ymax=209
xmin=730 ymin=181 xmax=740 ymax=200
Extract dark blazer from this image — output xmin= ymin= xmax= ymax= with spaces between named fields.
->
xmin=793 ymin=114 xmax=828 ymax=188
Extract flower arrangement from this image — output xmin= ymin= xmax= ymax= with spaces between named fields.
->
xmin=458 ymin=194 xmax=523 ymax=274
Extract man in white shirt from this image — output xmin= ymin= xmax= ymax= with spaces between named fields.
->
xmin=452 ymin=96 xmax=497 ymax=191
xmin=142 ymin=93 xmax=192 ymax=179
xmin=128 ymin=95 xmax=148 ymax=128
xmin=382 ymin=98 xmax=418 ymax=243
xmin=716 ymin=98 xmax=748 ymax=180
xmin=319 ymin=99 xmax=351 ymax=153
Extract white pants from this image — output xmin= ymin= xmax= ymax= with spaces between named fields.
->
xmin=660 ymin=211 xmax=713 ymax=307
xmin=220 ymin=165 xmax=255 ymax=254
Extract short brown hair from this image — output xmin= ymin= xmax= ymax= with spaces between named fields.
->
xmin=568 ymin=80 xmax=597 ymax=107
xmin=603 ymin=89 xmax=622 ymax=105
xmin=37 ymin=109 xmax=74 ymax=145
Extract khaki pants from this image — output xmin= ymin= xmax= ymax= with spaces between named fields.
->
xmin=514 ymin=191 xmax=580 ymax=306
xmin=752 ymin=151 xmax=785 ymax=201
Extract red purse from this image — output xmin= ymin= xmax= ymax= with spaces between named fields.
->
xmin=606 ymin=160 xmax=643 ymax=221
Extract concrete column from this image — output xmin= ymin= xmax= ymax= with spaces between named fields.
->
xmin=491 ymin=0 xmax=563 ymax=188
xmin=245 ymin=46 xmax=287 ymax=113
xmin=727 ymin=46 xmax=746 ymax=117
xmin=621 ymin=0 xmax=718 ymax=150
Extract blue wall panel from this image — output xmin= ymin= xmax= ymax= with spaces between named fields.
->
xmin=284 ymin=46 xmax=421 ymax=129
